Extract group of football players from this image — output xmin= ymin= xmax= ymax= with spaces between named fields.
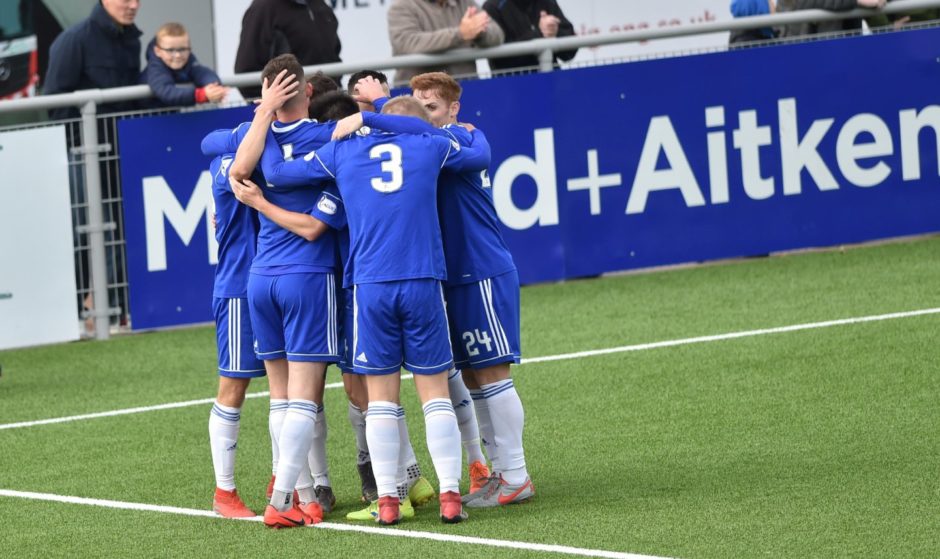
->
xmin=201 ymin=54 xmax=532 ymax=529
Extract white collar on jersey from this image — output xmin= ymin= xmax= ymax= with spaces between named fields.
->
xmin=271 ymin=118 xmax=318 ymax=133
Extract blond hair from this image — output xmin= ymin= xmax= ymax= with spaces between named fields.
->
xmin=381 ymin=96 xmax=432 ymax=123
xmin=155 ymin=22 xmax=187 ymax=42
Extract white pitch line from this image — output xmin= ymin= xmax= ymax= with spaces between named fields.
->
xmin=3 ymin=307 xmax=940 ymax=431
xmin=0 ymin=489 xmax=671 ymax=559
xmin=520 ymin=307 xmax=940 ymax=364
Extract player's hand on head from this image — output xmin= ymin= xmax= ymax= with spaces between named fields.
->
xmin=259 ymin=69 xmax=300 ymax=112
xmin=332 ymin=113 xmax=365 ymax=140
xmin=354 ymin=76 xmax=386 ymax=104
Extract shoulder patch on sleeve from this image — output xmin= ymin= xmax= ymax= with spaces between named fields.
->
xmin=317 ymin=196 xmax=338 ymax=215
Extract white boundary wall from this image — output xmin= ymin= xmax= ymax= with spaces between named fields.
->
xmin=0 ymin=126 xmax=79 ymax=350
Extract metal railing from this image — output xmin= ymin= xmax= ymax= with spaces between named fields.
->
xmin=0 ymin=0 xmax=937 ymax=339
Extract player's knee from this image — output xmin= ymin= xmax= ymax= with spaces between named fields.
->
xmin=343 ymin=374 xmax=368 ymax=408
xmin=217 ymin=376 xmax=251 ymax=407
xmin=473 ymin=363 xmax=512 ymax=386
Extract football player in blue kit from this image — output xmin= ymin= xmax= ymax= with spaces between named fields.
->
xmin=232 ymin=95 xmax=489 ymax=525
xmin=201 ymin=141 xmax=264 ymax=519
xmin=224 ymin=57 xmax=341 ymax=529
xmin=355 ymin=72 xmax=534 ymax=507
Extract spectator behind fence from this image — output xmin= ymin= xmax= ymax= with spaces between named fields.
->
xmin=43 ymin=0 xmax=142 ymax=120
xmin=866 ymin=0 xmax=939 ymax=30
xmin=141 ymin=23 xmax=228 ymax=107
xmin=482 ymin=0 xmax=577 ymax=73
xmin=776 ymin=0 xmax=886 ymax=37
xmin=234 ymin=0 xmax=342 ymax=98
xmin=729 ymin=0 xmax=777 ymax=45
xmin=388 ymin=0 xmax=504 ymax=85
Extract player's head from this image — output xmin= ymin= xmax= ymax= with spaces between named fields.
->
xmin=261 ymin=54 xmax=311 ymax=111
xmin=308 ymin=91 xmax=360 ymax=122
xmin=410 ymin=72 xmax=462 ymax=128
xmin=308 ymin=71 xmax=340 ymax=100
xmin=381 ymin=96 xmax=432 ymax=124
xmin=153 ymin=22 xmax=191 ymax=70
xmin=348 ymin=70 xmax=391 ymax=112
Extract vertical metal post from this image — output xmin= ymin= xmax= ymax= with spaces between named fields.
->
xmin=538 ymin=48 xmax=554 ymax=73
xmin=80 ymin=100 xmax=111 ymax=340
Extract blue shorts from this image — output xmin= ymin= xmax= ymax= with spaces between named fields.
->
xmin=336 ymin=286 xmax=356 ymax=374
xmin=445 ymin=271 xmax=522 ymax=370
xmin=213 ymin=297 xmax=266 ymax=378
xmin=247 ymin=272 xmax=340 ymax=363
xmin=352 ymin=279 xmax=454 ymax=376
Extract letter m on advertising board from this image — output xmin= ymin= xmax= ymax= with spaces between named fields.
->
xmin=142 ymin=173 xmax=218 ymax=272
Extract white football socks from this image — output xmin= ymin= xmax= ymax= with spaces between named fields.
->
xmin=366 ymin=401 xmax=401 ymax=498
xmin=470 ymin=388 xmax=498 ymax=471
xmin=270 ymin=400 xmax=318 ymax=511
xmin=448 ymin=369 xmax=486 ymax=465
xmin=347 ymin=402 xmax=370 ymax=465
xmin=208 ymin=402 xmax=240 ymax=491
xmin=397 ymin=406 xmax=422 ymax=486
xmin=268 ymin=399 xmax=288 ymax=474
xmin=422 ymin=398 xmax=461 ymax=494
xmin=482 ymin=379 xmax=528 ymax=485
xmin=308 ymin=404 xmax=330 ymax=488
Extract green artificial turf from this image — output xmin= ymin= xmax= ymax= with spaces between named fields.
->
xmin=1 ymin=237 xmax=939 ymax=558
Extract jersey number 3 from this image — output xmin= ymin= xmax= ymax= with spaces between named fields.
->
xmin=370 ymin=144 xmax=404 ymax=193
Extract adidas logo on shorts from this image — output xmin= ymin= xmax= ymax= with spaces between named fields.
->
xmin=356 ymin=352 xmax=368 ymax=363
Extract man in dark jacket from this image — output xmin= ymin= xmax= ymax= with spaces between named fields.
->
xmin=482 ymin=0 xmax=577 ymax=73
xmin=141 ymin=22 xmax=228 ymax=107
xmin=234 ymin=0 xmax=342 ymax=98
xmin=777 ymin=0 xmax=886 ymax=37
xmin=43 ymin=0 xmax=142 ymax=119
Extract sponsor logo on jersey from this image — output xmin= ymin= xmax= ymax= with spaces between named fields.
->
xmin=317 ymin=197 xmax=338 ymax=215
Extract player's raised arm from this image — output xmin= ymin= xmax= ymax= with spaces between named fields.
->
xmin=230 ymin=70 xmax=299 ymax=181
xmin=260 ymin=138 xmax=339 ymax=189
xmin=231 ymin=178 xmax=329 ymax=242
xmin=364 ymin=112 xmax=442 ymax=137
xmin=201 ymin=123 xmax=248 ymax=157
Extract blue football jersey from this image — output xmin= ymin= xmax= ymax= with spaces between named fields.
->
xmin=201 ymin=122 xmax=249 ymax=157
xmin=209 ymin=153 xmax=260 ymax=298
xmin=262 ymin=130 xmax=481 ymax=286
xmin=309 ymin=185 xmax=352 ymax=286
xmin=358 ymin=115 xmax=516 ymax=285
xmin=251 ymin=119 xmax=338 ymax=274
xmin=437 ymin=125 xmax=516 ymax=285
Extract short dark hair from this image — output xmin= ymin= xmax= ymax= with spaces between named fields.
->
xmin=261 ymin=54 xmax=304 ymax=89
xmin=347 ymin=70 xmax=389 ymax=94
xmin=309 ymin=91 xmax=360 ymax=122
xmin=308 ymin=71 xmax=340 ymax=100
